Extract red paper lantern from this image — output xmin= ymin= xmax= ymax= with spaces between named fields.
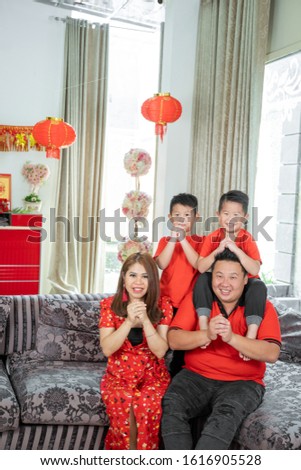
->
xmin=141 ymin=92 xmax=182 ymax=141
xmin=32 ymin=117 xmax=76 ymax=159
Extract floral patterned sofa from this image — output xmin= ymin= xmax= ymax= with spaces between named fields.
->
xmin=0 ymin=292 xmax=301 ymax=450
xmin=0 ymin=293 xmax=110 ymax=450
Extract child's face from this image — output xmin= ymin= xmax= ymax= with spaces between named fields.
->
xmin=218 ymin=201 xmax=248 ymax=236
xmin=169 ymin=203 xmax=197 ymax=235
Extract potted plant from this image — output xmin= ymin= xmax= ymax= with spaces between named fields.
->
xmin=21 ymin=162 xmax=50 ymax=213
xmin=23 ymin=193 xmax=42 ymax=213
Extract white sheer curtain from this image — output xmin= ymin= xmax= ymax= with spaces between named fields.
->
xmin=190 ymin=0 xmax=270 ymax=226
xmin=48 ymin=18 xmax=109 ymax=293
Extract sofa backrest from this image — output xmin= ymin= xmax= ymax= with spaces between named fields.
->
xmin=269 ymin=296 xmax=301 ymax=363
xmin=0 ymin=293 xmax=109 ymax=356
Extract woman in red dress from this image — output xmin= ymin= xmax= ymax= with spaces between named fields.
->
xmin=99 ymin=252 xmax=173 ymax=450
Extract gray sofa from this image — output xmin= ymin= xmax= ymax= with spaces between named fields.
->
xmin=0 ymin=293 xmax=301 ymax=450
xmin=0 ymin=293 xmax=109 ymax=450
xmin=233 ymin=296 xmax=301 ymax=450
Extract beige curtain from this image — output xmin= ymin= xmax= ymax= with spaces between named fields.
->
xmin=48 ymin=18 xmax=108 ymax=293
xmin=190 ymin=0 xmax=270 ymax=227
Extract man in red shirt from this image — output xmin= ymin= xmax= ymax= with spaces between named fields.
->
xmin=161 ymin=248 xmax=281 ymax=450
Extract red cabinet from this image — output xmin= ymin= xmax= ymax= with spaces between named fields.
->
xmin=0 ymin=214 xmax=42 ymax=295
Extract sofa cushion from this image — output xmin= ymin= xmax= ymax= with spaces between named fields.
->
xmin=36 ymin=299 xmax=106 ymax=362
xmin=0 ymin=360 xmax=20 ymax=432
xmin=3 ymin=294 xmax=108 ymax=355
xmin=277 ymin=308 xmax=301 ymax=363
xmin=234 ymin=360 xmax=301 ymax=449
xmin=7 ymin=351 xmax=109 ymax=427
xmin=0 ymin=297 xmax=10 ymax=348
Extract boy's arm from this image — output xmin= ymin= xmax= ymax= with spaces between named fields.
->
xmin=225 ymin=240 xmax=260 ymax=276
xmin=155 ymin=239 xmax=176 ymax=270
xmin=179 ymin=237 xmax=199 ymax=269
xmin=155 ymin=231 xmax=200 ymax=270
xmin=197 ymin=238 xmax=228 ymax=273
xmin=197 ymin=252 xmax=216 ymax=273
xmin=198 ymin=237 xmax=261 ymax=276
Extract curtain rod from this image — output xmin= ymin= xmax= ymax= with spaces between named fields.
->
xmin=49 ymin=15 xmax=160 ymax=33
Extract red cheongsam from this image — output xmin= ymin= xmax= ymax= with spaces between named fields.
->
xmin=99 ymin=295 xmax=173 ymax=450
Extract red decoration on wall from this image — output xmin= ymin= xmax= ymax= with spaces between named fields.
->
xmin=141 ymin=92 xmax=182 ymax=141
xmin=0 ymin=174 xmax=11 ymax=211
xmin=0 ymin=125 xmax=43 ymax=152
xmin=0 ymin=199 xmax=10 ymax=212
xmin=32 ymin=117 xmax=76 ymax=159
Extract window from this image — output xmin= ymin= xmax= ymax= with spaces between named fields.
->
xmin=255 ymin=51 xmax=301 ymax=293
xmin=101 ymin=25 xmax=161 ymax=293
xmin=71 ymin=9 xmax=162 ymax=293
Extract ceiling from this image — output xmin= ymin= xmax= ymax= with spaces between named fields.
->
xmin=34 ymin=0 xmax=165 ymax=28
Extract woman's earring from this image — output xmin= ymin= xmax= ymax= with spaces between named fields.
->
xmin=122 ymin=287 xmax=128 ymax=302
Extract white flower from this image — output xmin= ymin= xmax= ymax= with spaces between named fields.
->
xmin=117 ymin=239 xmax=153 ymax=263
xmin=122 ymin=190 xmax=152 ymax=219
xmin=124 ymin=148 xmax=152 ymax=177
xmin=22 ymin=161 xmax=50 ymax=193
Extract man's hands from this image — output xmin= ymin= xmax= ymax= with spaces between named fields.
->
xmin=199 ymin=314 xmax=231 ymax=350
xmin=207 ymin=315 xmax=251 ymax=360
xmin=208 ymin=314 xmax=232 ymax=343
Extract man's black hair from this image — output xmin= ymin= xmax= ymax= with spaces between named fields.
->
xmin=218 ymin=190 xmax=249 ymax=214
xmin=169 ymin=193 xmax=198 ymax=215
xmin=212 ymin=248 xmax=248 ymax=276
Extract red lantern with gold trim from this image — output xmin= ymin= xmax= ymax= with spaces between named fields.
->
xmin=32 ymin=117 xmax=76 ymax=159
xmin=141 ymin=92 xmax=182 ymax=141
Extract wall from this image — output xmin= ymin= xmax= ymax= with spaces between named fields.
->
xmin=154 ymin=0 xmax=200 ymax=238
xmin=0 ymin=0 xmax=66 ymax=293
xmin=268 ymin=0 xmax=301 ymax=60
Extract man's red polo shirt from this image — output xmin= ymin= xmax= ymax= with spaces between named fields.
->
xmin=170 ymin=292 xmax=281 ymax=386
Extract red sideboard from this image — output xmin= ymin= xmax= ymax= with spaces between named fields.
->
xmin=0 ymin=214 xmax=43 ymax=295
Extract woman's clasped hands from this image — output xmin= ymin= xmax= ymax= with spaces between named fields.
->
xmin=126 ymin=300 xmax=148 ymax=327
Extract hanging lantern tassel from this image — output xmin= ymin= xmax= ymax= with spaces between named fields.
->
xmin=32 ymin=117 xmax=76 ymax=159
xmin=141 ymin=93 xmax=182 ymax=142
xmin=155 ymin=122 xmax=167 ymax=142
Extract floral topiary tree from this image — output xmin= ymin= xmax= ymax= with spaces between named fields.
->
xmin=22 ymin=161 xmax=50 ymax=195
xmin=118 ymin=148 xmax=153 ymax=262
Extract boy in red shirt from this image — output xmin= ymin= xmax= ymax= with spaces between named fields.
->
xmin=194 ymin=190 xmax=267 ymax=357
xmin=154 ymin=193 xmax=205 ymax=375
